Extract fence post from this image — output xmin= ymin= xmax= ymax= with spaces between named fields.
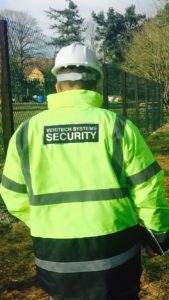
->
xmin=155 ymin=83 xmax=160 ymax=129
xmin=160 ymin=84 xmax=164 ymax=126
xmin=152 ymin=82 xmax=157 ymax=131
xmin=134 ymin=76 xmax=140 ymax=127
xmin=156 ymin=83 xmax=164 ymax=128
xmin=102 ymin=63 xmax=109 ymax=109
xmin=144 ymin=79 xmax=149 ymax=133
xmin=0 ymin=20 xmax=14 ymax=156
xmin=121 ymin=71 xmax=127 ymax=117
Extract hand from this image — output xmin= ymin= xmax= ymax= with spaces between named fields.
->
xmin=145 ymin=246 xmax=159 ymax=258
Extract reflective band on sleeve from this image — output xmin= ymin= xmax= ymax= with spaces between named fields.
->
xmin=1 ymin=175 xmax=27 ymax=193
xmin=16 ymin=119 xmax=33 ymax=196
xmin=112 ymin=116 xmax=126 ymax=182
xmin=126 ymin=161 xmax=161 ymax=186
xmin=30 ymin=188 xmax=129 ymax=206
xmin=35 ymin=243 xmax=140 ymax=273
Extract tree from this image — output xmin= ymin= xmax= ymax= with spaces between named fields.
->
xmin=46 ymin=0 xmax=85 ymax=50
xmin=84 ymin=18 xmax=98 ymax=53
xmin=0 ymin=9 xmax=47 ymax=101
xmin=121 ymin=3 xmax=169 ymax=111
xmin=41 ymin=65 xmax=56 ymax=96
xmin=92 ymin=5 xmax=146 ymax=63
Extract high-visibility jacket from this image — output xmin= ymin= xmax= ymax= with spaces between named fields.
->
xmin=1 ymin=89 xmax=169 ymax=299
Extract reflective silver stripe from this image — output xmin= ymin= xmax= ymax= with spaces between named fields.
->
xmin=35 ymin=243 xmax=140 ymax=273
xmin=126 ymin=161 xmax=161 ymax=186
xmin=112 ymin=116 xmax=126 ymax=182
xmin=1 ymin=175 xmax=27 ymax=193
xmin=16 ymin=119 xmax=33 ymax=196
xmin=30 ymin=188 xmax=129 ymax=206
xmin=57 ymin=72 xmax=97 ymax=82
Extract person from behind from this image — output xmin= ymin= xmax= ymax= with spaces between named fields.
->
xmin=1 ymin=42 xmax=169 ymax=300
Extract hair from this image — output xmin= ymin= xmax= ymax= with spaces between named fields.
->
xmin=57 ymin=66 xmax=101 ymax=91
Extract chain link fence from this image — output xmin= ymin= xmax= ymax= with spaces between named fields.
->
xmin=0 ymin=18 xmax=164 ymax=226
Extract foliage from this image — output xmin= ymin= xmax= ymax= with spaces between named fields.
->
xmin=121 ymin=2 xmax=169 ymax=111
xmin=0 ymin=9 xmax=47 ymax=102
xmin=41 ymin=65 xmax=56 ymax=95
xmin=107 ymin=65 xmax=122 ymax=95
xmin=92 ymin=5 xmax=146 ymax=63
xmin=10 ymin=56 xmax=28 ymax=101
xmin=45 ymin=0 xmax=85 ymax=50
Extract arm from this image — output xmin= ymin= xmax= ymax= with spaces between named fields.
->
xmin=123 ymin=120 xmax=169 ymax=252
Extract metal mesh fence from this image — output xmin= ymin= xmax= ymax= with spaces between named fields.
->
xmin=105 ymin=65 xmax=164 ymax=136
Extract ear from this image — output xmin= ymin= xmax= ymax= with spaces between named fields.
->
xmin=56 ymin=83 xmax=61 ymax=93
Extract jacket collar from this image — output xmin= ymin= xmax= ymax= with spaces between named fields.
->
xmin=47 ymin=90 xmax=103 ymax=110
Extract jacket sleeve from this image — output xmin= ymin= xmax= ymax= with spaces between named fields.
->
xmin=0 ymin=128 xmax=30 ymax=227
xmin=123 ymin=120 xmax=169 ymax=240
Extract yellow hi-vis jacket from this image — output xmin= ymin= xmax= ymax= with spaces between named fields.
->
xmin=1 ymin=90 xmax=169 ymax=299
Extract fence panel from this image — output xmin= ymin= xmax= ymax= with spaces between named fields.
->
xmin=106 ymin=65 xmax=164 ymax=135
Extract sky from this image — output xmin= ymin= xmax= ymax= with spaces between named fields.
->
xmin=0 ymin=0 xmax=157 ymax=35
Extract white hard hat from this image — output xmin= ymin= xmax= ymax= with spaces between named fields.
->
xmin=52 ymin=42 xmax=103 ymax=79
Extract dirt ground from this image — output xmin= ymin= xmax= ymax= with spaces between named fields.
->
xmin=0 ymin=121 xmax=169 ymax=300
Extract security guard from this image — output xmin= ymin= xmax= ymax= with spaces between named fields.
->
xmin=1 ymin=42 xmax=169 ymax=300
